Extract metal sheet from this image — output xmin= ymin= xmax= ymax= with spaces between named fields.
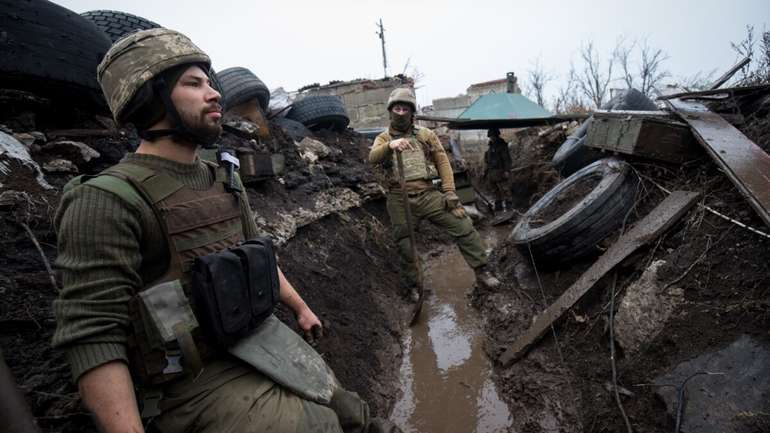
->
xmin=498 ymin=190 xmax=701 ymax=366
xmin=667 ymin=98 xmax=770 ymax=227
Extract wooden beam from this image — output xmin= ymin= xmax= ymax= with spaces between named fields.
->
xmin=656 ymin=84 xmax=770 ymax=101
xmin=709 ymin=56 xmax=752 ymax=90
xmin=666 ymin=98 xmax=770 ymax=227
xmin=498 ymin=190 xmax=701 ymax=366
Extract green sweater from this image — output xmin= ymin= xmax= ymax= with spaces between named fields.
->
xmin=52 ymin=153 xmax=259 ymax=381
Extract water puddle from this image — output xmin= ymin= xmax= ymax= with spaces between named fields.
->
xmin=392 ymin=227 xmax=513 ymax=433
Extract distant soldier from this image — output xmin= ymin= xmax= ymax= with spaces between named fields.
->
xmin=368 ymin=88 xmax=500 ymax=299
xmin=483 ymin=128 xmax=512 ymax=211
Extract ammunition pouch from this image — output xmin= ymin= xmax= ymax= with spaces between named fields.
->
xmin=191 ymin=237 xmax=279 ymax=348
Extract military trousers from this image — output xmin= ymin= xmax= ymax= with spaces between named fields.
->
xmin=150 ymin=359 xmax=371 ymax=433
xmin=486 ymin=169 xmax=511 ymax=202
xmin=386 ymin=188 xmax=488 ymax=287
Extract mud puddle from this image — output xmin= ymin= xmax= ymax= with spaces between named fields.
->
xmin=392 ymin=227 xmax=513 ymax=433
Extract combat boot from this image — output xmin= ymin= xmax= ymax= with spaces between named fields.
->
xmin=474 ymin=265 xmax=501 ymax=289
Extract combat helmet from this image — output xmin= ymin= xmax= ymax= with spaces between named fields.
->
xmin=387 ymin=87 xmax=417 ymax=112
xmin=97 ymin=28 xmax=220 ymax=147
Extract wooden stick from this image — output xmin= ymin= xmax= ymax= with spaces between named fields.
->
xmin=19 ymin=222 xmax=59 ymax=293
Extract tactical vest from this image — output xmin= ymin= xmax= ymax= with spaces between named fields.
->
xmin=69 ymin=160 xmax=245 ymax=386
xmin=381 ymin=127 xmax=439 ymax=182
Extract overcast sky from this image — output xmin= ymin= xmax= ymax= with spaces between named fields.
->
xmin=57 ymin=0 xmax=768 ymax=108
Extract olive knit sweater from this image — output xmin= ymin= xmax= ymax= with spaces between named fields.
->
xmin=52 ymin=152 xmax=258 ymax=381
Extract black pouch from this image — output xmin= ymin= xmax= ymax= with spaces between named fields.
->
xmin=191 ymin=237 xmax=280 ymax=347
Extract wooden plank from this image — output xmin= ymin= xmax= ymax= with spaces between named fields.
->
xmin=656 ymin=84 xmax=770 ymax=101
xmin=498 ymin=191 xmax=701 ymax=366
xmin=667 ymin=98 xmax=770 ymax=227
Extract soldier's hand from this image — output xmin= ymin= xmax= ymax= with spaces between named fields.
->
xmin=297 ymin=307 xmax=323 ymax=344
xmin=451 ymin=206 xmax=467 ymax=218
xmin=388 ymin=138 xmax=414 ymax=152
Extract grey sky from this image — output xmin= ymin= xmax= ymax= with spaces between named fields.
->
xmin=58 ymin=0 xmax=768 ymax=108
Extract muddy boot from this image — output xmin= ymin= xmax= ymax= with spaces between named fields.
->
xmin=494 ymin=200 xmax=504 ymax=212
xmin=474 ymin=265 xmax=501 ymax=290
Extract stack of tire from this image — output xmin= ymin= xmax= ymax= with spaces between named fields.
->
xmin=286 ymin=95 xmax=350 ymax=133
xmin=510 ymin=158 xmax=639 ymax=264
xmin=0 ymin=0 xmax=113 ymax=111
xmin=551 ymin=88 xmax=658 ymax=177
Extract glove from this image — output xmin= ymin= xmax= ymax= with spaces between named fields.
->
xmin=444 ymin=191 xmax=465 ymax=218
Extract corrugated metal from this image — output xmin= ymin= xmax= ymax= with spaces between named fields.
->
xmin=458 ymin=93 xmax=551 ymax=120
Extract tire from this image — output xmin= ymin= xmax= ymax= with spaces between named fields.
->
xmin=602 ymin=88 xmax=657 ymax=111
xmin=0 ymin=0 xmax=112 ymax=109
xmin=272 ymin=117 xmax=312 ymax=142
xmin=80 ymin=10 xmax=161 ymax=42
xmin=511 ymin=158 xmax=639 ymax=264
xmin=287 ymin=96 xmax=350 ymax=132
xmin=552 ymin=117 xmax=602 ymax=176
xmin=216 ymin=67 xmax=270 ymax=112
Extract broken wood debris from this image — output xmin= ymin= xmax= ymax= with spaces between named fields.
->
xmin=498 ymin=190 xmax=700 ymax=366
xmin=656 ymin=83 xmax=770 ymax=101
xmin=666 ymin=97 xmax=770 ymax=227
xmin=45 ymin=128 xmax=119 ymax=139
xmin=709 ymin=56 xmax=752 ymax=90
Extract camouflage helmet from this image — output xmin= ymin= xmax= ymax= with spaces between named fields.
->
xmin=387 ymin=87 xmax=417 ymax=112
xmin=97 ymin=28 xmax=211 ymax=122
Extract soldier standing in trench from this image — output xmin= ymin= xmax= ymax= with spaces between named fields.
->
xmin=368 ymin=88 xmax=501 ymax=300
xmin=52 ymin=28 xmax=398 ymax=433
xmin=483 ymin=128 xmax=513 ymax=212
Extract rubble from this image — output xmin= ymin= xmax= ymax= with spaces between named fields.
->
xmin=613 ymin=260 xmax=684 ymax=353
xmin=654 ymin=335 xmax=770 ymax=433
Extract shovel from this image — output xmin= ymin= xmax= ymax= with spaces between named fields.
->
xmin=396 ymin=151 xmax=424 ymax=325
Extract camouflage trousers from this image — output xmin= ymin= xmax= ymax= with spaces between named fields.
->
xmin=386 ymin=189 xmax=488 ymax=287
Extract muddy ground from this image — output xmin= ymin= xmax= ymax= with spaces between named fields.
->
xmin=0 ymin=92 xmax=410 ymax=432
xmin=474 ymin=104 xmax=770 ymax=432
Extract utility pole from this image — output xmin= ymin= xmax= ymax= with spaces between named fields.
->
xmin=376 ymin=18 xmax=388 ymax=78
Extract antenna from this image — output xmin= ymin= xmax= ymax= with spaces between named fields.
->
xmin=376 ymin=18 xmax=388 ymax=78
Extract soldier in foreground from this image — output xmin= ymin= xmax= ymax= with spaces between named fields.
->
xmin=52 ymin=28 xmax=397 ymax=433
xmin=368 ymin=88 xmax=501 ymax=299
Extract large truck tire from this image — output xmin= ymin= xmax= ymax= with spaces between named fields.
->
xmin=552 ymin=117 xmax=603 ymax=176
xmin=216 ymin=67 xmax=270 ymax=112
xmin=0 ymin=0 xmax=112 ymax=110
xmin=511 ymin=158 xmax=639 ymax=264
xmin=287 ymin=96 xmax=350 ymax=132
xmin=80 ymin=9 xmax=161 ymax=42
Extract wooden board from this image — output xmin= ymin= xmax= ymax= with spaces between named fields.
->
xmin=498 ymin=190 xmax=701 ymax=366
xmin=586 ymin=113 xmax=699 ymax=163
xmin=667 ymin=98 xmax=770 ymax=227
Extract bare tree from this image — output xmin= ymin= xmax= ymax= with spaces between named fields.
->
xmin=616 ymin=38 xmax=669 ymax=97
xmin=553 ymin=67 xmax=589 ymax=114
xmin=524 ymin=57 xmax=553 ymax=108
xmin=575 ymin=41 xmax=615 ymax=108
